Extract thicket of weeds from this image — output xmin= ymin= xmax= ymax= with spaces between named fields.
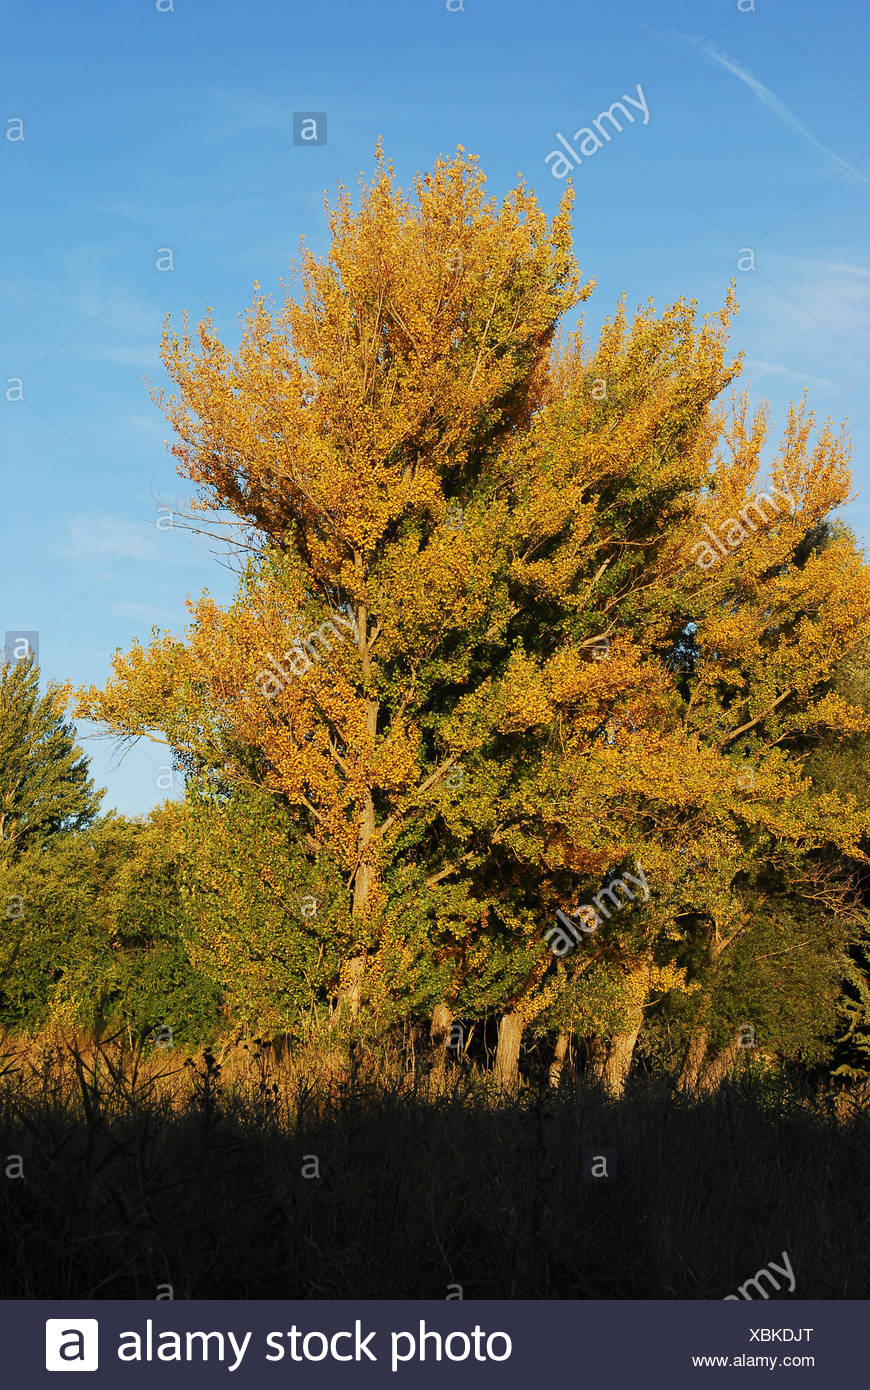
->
xmin=1 ymin=1030 xmax=867 ymax=1299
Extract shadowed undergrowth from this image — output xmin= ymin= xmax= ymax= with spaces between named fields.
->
xmin=0 ymin=1034 xmax=868 ymax=1299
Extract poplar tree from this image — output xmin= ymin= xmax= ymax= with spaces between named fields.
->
xmin=76 ymin=147 xmax=581 ymax=1045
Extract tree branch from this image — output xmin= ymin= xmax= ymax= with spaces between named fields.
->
xmin=717 ymin=690 xmax=792 ymax=749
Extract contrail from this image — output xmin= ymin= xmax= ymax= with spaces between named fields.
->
xmin=688 ymin=35 xmax=870 ymax=190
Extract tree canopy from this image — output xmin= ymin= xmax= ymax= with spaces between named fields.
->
xmin=74 ymin=147 xmax=870 ymax=1091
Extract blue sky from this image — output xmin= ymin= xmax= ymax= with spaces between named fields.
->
xmin=2 ymin=0 xmax=869 ymax=817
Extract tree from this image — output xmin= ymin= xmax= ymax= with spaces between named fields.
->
xmin=443 ymin=317 xmax=870 ymax=1091
xmin=76 ymin=146 xmax=582 ymax=1052
xmin=805 ymin=631 xmax=870 ymax=1082
xmin=665 ymin=576 xmax=870 ymax=1094
xmin=180 ymin=783 xmax=349 ymax=1039
xmin=1 ymin=655 xmax=102 ymax=861
xmin=833 ymin=924 xmax=870 ymax=1080
xmin=0 ymin=806 xmax=219 ymax=1041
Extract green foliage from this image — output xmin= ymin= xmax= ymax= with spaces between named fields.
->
xmin=833 ymin=923 xmax=870 ymax=1078
xmin=0 ymin=656 xmax=102 ymax=862
xmin=652 ymin=894 xmax=854 ymax=1075
xmin=805 ymin=630 xmax=870 ymax=1078
xmin=0 ymin=810 xmax=219 ymax=1044
xmin=181 ymin=785 xmax=350 ymax=1038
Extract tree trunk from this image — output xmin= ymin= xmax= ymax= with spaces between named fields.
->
xmin=601 ymin=1011 xmax=644 ymax=1097
xmin=430 ymin=1001 xmax=454 ymax=1077
xmin=323 ymin=603 xmax=375 ymax=1088
xmin=677 ymin=934 xmax=739 ymax=1093
xmin=336 ymin=767 xmax=378 ymax=1025
xmin=696 ymin=1031 xmax=743 ymax=1095
xmin=342 ymin=955 xmax=364 ymax=1019
xmin=494 ymin=1011 xmax=524 ymax=1093
xmin=678 ymin=1023 xmax=709 ymax=1093
xmin=549 ymin=1031 xmax=570 ymax=1088
xmin=587 ymin=1033 xmax=608 ymax=1083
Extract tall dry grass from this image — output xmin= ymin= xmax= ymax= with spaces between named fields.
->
xmin=1 ymin=1029 xmax=868 ymax=1298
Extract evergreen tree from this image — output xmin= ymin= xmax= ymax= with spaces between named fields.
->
xmin=834 ymin=925 xmax=870 ymax=1079
xmin=805 ymin=629 xmax=870 ymax=1080
xmin=0 ymin=655 xmax=103 ymax=861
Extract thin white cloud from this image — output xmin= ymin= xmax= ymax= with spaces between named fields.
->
xmin=122 ymin=412 xmax=165 ymax=433
xmin=53 ymin=510 xmax=243 ymax=571
xmin=53 ymin=512 xmax=156 ymax=562
xmin=691 ymin=37 xmax=870 ymax=190
xmin=754 ymin=267 xmax=870 ymax=348
xmin=744 ymin=359 xmax=838 ymax=392
xmin=109 ymin=602 xmax=181 ymax=623
xmin=60 ymin=253 xmax=163 ymax=333
xmin=789 ymin=259 xmax=870 ymax=279
xmin=91 ymin=344 xmax=161 ymax=367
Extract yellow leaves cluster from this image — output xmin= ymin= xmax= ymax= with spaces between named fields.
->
xmin=500 ymin=639 xmax=674 ymax=738
xmin=517 ymin=974 xmax=562 ymax=1025
xmin=157 ymin=147 xmax=583 ymax=571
